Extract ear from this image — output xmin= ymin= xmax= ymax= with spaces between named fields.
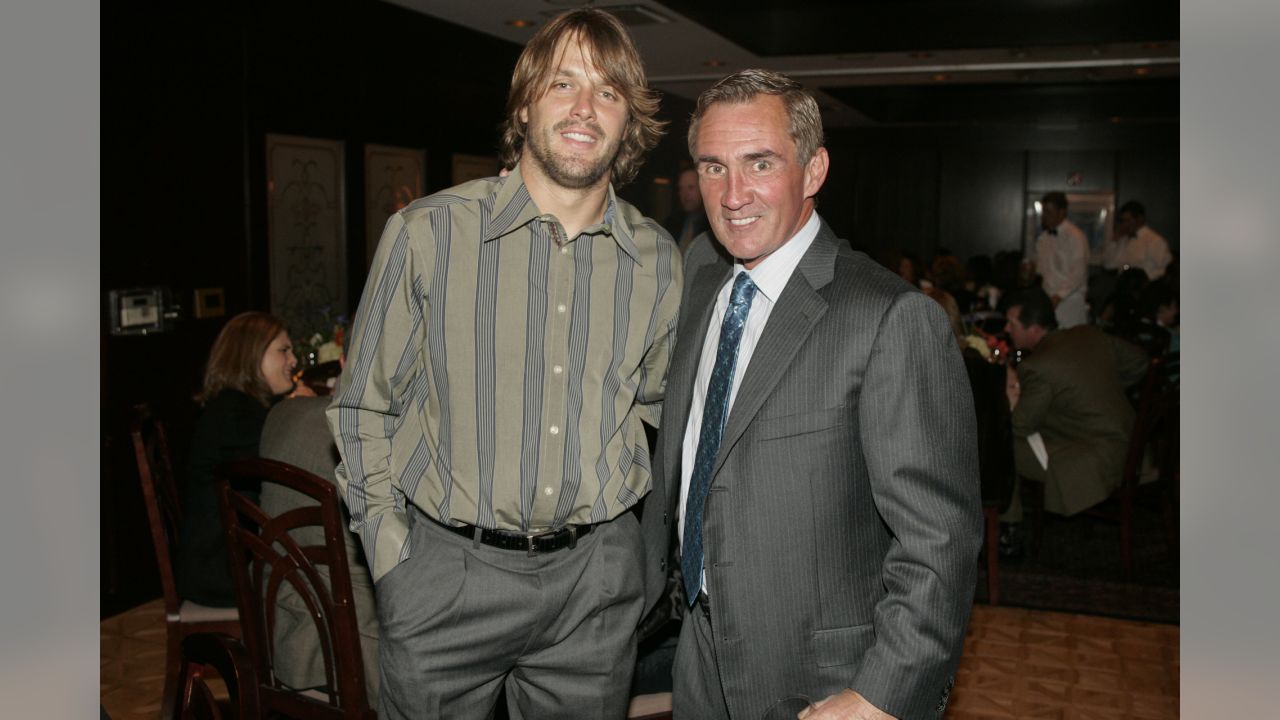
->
xmin=803 ymin=147 xmax=830 ymax=199
xmin=518 ymin=105 xmax=529 ymax=125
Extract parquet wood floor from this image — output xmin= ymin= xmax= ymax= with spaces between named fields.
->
xmin=100 ymin=599 xmax=1178 ymax=719
xmin=949 ymin=605 xmax=1178 ymax=719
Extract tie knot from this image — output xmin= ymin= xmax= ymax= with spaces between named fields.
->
xmin=729 ymin=272 xmax=757 ymax=308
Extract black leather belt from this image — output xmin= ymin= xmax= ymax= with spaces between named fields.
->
xmin=429 ymin=514 xmax=594 ymax=556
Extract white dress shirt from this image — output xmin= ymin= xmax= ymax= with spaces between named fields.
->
xmin=677 ymin=211 xmax=821 ymax=597
xmin=1102 ymin=225 xmax=1172 ymax=280
xmin=1035 ymin=218 xmax=1090 ymax=327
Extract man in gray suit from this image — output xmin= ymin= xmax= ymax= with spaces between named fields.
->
xmin=259 ymin=396 xmax=380 ymax=704
xmin=641 ymin=69 xmax=982 ymax=720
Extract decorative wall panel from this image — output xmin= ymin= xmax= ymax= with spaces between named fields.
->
xmin=266 ymin=134 xmax=347 ymax=346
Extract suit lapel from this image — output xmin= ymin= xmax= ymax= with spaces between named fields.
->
xmin=664 ymin=258 xmax=732 ymax=489
xmin=713 ymin=223 xmax=839 ymax=475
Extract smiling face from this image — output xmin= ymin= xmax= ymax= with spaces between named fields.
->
xmin=518 ymin=33 xmax=628 ymax=191
xmin=693 ymin=94 xmax=828 ymax=269
xmin=259 ymin=331 xmax=298 ymax=396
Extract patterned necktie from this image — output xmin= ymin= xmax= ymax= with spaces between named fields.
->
xmin=682 ymin=272 xmax=758 ymax=605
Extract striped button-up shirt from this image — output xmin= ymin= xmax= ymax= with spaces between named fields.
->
xmin=328 ymin=164 xmax=683 ymax=581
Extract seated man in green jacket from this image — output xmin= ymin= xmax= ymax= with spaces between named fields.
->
xmin=1002 ymin=288 xmax=1149 ymax=554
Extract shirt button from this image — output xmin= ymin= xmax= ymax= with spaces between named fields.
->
xmin=549 ymin=425 xmax=560 ymax=435
xmin=560 ymin=246 xmax=569 ymax=254
xmin=544 ymin=487 xmax=554 ymax=496
xmin=557 ymin=303 xmax=566 ymax=313
xmin=553 ymin=365 xmax=563 ymax=375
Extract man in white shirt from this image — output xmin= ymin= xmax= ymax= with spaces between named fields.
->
xmin=1103 ymin=200 xmax=1174 ymax=280
xmin=646 ymin=68 xmax=981 ymax=720
xmin=1034 ymin=191 xmax=1090 ymax=327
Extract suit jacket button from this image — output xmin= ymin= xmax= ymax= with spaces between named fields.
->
xmin=660 ymin=559 xmax=666 ymax=570
xmin=663 ymin=512 xmax=668 ymax=525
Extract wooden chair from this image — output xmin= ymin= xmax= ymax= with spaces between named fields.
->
xmin=216 ymin=458 xmax=375 ymax=719
xmin=176 ymin=632 xmax=261 ymax=720
xmin=1083 ymin=356 xmax=1178 ymax=577
xmin=131 ymin=409 xmax=241 ymax=720
xmin=964 ymin=354 xmax=1016 ymax=605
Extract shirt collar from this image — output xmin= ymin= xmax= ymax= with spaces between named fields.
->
xmin=482 ymin=162 xmax=642 ymax=264
xmin=730 ymin=210 xmax=821 ymax=304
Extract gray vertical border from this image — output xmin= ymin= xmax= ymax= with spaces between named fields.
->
xmin=0 ymin=0 xmax=100 ymax=716
xmin=1183 ymin=0 xmax=1280 ymax=715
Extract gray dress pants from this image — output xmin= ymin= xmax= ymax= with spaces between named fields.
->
xmin=376 ymin=507 xmax=645 ymax=720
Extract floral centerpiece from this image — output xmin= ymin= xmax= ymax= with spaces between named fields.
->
xmin=972 ymin=327 xmax=1011 ymax=364
xmin=293 ymin=307 xmax=347 ymax=367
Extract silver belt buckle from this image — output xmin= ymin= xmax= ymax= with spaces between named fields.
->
xmin=526 ymin=529 xmax=553 ymax=557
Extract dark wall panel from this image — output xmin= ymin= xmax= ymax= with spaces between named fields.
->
xmin=824 ymin=123 xmax=1176 ymax=264
xmin=849 ymin=147 xmax=940 ymax=259
xmin=1117 ymin=148 xmax=1181 ymax=256
xmin=939 ymin=150 xmax=1027 ymax=259
xmin=1027 ymin=150 xmax=1116 ymax=193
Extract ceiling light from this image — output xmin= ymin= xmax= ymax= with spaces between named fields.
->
xmin=506 ymin=19 xmax=536 ymax=28
xmin=932 ymin=73 xmax=948 ymax=82
xmin=703 ymin=59 xmax=725 ymax=68
xmin=1134 ymin=67 xmax=1151 ymax=76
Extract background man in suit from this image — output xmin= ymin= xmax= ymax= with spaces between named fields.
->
xmin=643 ymin=69 xmax=982 ymax=720
xmin=1002 ymin=288 xmax=1149 ymax=529
xmin=664 ymin=166 xmax=709 ymax=254
xmin=259 ymin=395 xmax=380 ymax=704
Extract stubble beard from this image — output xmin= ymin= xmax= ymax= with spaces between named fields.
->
xmin=526 ymin=118 xmax=620 ymax=190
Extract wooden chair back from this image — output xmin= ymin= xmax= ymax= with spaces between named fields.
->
xmin=216 ymin=458 xmax=375 ymax=720
xmin=1091 ymin=355 xmax=1178 ymax=576
xmin=133 ymin=406 xmax=242 ymax=720
xmin=131 ymin=408 xmax=183 ymax=618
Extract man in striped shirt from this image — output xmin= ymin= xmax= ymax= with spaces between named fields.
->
xmin=327 ymin=9 xmax=682 ymax=719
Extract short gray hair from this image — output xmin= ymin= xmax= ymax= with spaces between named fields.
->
xmin=688 ymin=69 xmax=824 ymax=163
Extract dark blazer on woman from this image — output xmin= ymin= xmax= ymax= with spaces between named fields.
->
xmin=177 ymin=389 xmax=269 ymax=607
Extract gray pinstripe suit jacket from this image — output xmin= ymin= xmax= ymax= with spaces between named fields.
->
xmin=639 ymin=219 xmax=982 ymax=719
